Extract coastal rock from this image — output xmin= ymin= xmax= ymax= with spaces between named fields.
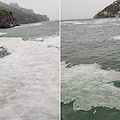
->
xmin=94 ymin=0 xmax=120 ymax=18
xmin=0 ymin=1 xmax=49 ymax=25
xmin=0 ymin=8 xmax=19 ymax=28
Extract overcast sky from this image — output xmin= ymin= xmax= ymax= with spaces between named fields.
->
xmin=62 ymin=0 xmax=115 ymax=20
xmin=0 ymin=0 xmax=59 ymax=20
xmin=0 ymin=0 xmax=116 ymax=20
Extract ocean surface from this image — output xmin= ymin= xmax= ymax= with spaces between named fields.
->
xmin=0 ymin=21 xmax=59 ymax=120
xmin=61 ymin=18 xmax=120 ymax=120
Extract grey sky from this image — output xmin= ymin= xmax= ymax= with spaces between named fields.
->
xmin=0 ymin=0 xmax=116 ymax=20
xmin=62 ymin=0 xmax=115 ymax=20
xmin=0 ymin=0 xmax=59 ymax=20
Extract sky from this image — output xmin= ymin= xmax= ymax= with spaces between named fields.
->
xmin=61 ymin=0 xmax=115 ymax=20
xmin=0 ymin=0 xmax=116 ymax=20
xmin=0 ymin=0 xmax=59 ymax=20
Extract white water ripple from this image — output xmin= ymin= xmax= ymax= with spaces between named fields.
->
xmin=0 ymin=32 xmax=7 ymax=36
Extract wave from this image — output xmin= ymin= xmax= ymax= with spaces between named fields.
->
xmin=93 ymin=18 xmax=120 ymax=25
xmin=62 ymin=18 xmax=120 ymax=27
xmin=0 ymin=36 xmax=59 ymax=120
xmin=14 ymin=25 xmax=26 ymax=28
xmin=26 ymin=22 xmax=43 ymax=27
xmin=15 ymin=22 xmax=43 ymax=29
xmin=112 ymin=35 xmax=120 ymax=40
xmin=0 ymin=32 xmax=7 ymax=36
xmin=62 ymin=21 xmax=87 ymax=25
xmin=62 ymin=21 xmax=76 ymax=24
xmin=61 ymin=62 xmax=120 ymax=111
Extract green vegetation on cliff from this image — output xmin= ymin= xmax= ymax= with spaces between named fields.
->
xmin=0 ymin=1 xmax=49 ymax=25
xmin=0 ymin=1 xmax=50 ymax=28
xmin=94 ymin=0 xmax=120 ymax=18
xmin=0 ymin=8 xmax=19 ymax=28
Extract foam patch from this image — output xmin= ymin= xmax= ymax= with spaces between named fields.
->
xmin=0 ymin=36 xmax=59 ymax=120
xmin=61 ymin=62 xmax=120 ymax=111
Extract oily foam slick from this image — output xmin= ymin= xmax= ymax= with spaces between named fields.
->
xmin=61 ymin=62 xmax=120 ymax=111
xmin=0 ymin=36 xmax=59 ymax=120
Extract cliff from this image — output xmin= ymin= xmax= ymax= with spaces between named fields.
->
xmin=0 ymin=8 xmax=19 ymax=28
xmin=94 ymin=0 xmax=120 ymax=18
xmin=0 ymin=1 xmax=49 ymax=25
xmin=9 ymin=3 xmax=49 ymax=22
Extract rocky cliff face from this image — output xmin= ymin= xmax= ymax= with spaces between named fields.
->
xmin=94 ymin=0 xmax=120 ymax=18
xmin=0 ymin=1 xmax=49 ymax=25
xmin=0 ymin=8 xmax=19 ymax=28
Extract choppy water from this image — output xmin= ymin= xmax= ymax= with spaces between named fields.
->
xmin=0 ymin=21 xmax=59 ymax=40
xmin=0 ymin=21 xmax=59 ymax=120
xmin=61 ymin=18 xmax=120 ymax=120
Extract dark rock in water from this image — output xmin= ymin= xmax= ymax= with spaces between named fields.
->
xmin=0 ymin=8 xmax=19 ymax=28
xmin=94 ymin=0 xmax=120 ymax=18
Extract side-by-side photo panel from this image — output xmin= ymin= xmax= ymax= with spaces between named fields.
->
xmin=61 ymin=0 xmax=120 ymax=120
xmin=0 ymin=0 xmax=59 ymax=120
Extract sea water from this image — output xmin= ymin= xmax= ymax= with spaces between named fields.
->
xmin=61 ymin=18 xmax=120 ymax=120
xmin=0 ymin=21 xmax=59 ymax=120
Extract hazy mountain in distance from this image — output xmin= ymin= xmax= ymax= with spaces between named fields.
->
xmin=10 ymin=3 xmax=49 ymax=21
xmin=94 ymin=0 xmax=120 ymax=18
xmin=0 ymin=1 xmax=49 ymax=24
xmin=9 ymin=3 xmax=50 ymax=22
xmin=9 ymin=3 xmax=34 ymax=15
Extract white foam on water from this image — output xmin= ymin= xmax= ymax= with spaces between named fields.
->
xmin=73 ymin=22 xmax=87 ymax=25
xmin=62 ymin=21 xmax=76 ymax=24
xmin=0 ymin=32 xmax=7 ymax=36
xmin=113 ymin=35 xmax=120 ymax=40
xmin=62 ymin=21 xmax=87 ymax=25
xmin=93 ymin=19 xmax=109 ymax=24
xmin=14 ymin=25 xmax=26 ymax=28
xmin=27 ymin=22 xmax=43 ymax=27
xmin=93 ymin=18 xmax=120 ymax=26
xmin=35 ymin=37 xmax=43 ymax=41
xmin=15 ymin=22 xmax=42 ymax=29
xmin=0 ymin=36 xmax=59 ymax=120
xmin=34 ymin=36 xmax=60 ymax=45
xmin=61 ymin=62 xmax=120 ymax=111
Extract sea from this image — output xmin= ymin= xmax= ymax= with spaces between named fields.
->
xmin=61 ymin=18 xmax=120 ymax=120
xmin=0 ymin=21 xmax=59 ymax=120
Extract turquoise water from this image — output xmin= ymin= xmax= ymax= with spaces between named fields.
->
xmin=61 ymin=18 xmax=120 ymax=120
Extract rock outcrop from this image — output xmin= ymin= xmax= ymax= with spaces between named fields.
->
xmin=94 ymin=0 xmax=120 ymax=18
xmin=0 ymin=1 xmax=49 ymax=25
xmin=0 ymin=8 xmax=19 ymax=28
